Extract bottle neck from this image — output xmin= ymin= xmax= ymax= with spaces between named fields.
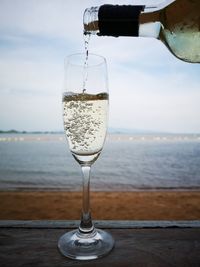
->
xmin=84 ymin=5 xmax=145 ymax=37
xmin=83 ymin=2 xmax=173 ymax=38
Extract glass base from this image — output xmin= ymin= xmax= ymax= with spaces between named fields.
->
xmin=58 ymin=228 xmax=114 ymax=260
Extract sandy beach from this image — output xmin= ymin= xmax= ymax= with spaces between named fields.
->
xmin=1 ymin=190 xmax=200 ymax=220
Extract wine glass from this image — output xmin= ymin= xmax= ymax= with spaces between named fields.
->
xmin=58 ymin=53 xmax=114 ymax=260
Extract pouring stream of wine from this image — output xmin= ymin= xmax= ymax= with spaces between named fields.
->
xmin=83 ymin=34 xmax=90 ymax=93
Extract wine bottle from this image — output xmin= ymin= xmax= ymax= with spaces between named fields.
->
xmin=83 ymin=0 xmax=200 ymax=63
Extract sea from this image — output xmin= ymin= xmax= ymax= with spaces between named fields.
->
xmin=0 ymin=133 xmax=200 ymax=191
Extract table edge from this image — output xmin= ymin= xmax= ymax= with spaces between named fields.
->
xmin=0 ymin=220 xmax=200 ymax=229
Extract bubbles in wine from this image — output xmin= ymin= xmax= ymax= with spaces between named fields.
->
xmin=63 ymin=92 xmax=108 ymax=155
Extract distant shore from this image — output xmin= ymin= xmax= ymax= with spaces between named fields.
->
xmin=1 ymin=129 xmax=200 ymax=135
xmin=1 ymin=190 xmax=200 ymax=220
xmin=1 ymin=132 xmax=200 ymax=143
xmin=0 ymin=130 xmax=64 ymax=134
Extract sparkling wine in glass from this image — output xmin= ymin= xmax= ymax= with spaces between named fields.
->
xmin=58 ymin=53 xmax=114 ymax=260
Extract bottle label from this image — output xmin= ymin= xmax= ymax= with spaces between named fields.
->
xmin=98 ymin=5 xmax=145 ymax=37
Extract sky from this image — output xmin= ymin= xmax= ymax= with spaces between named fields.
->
xmin=0 ymin=0 xmax=200 ymax=133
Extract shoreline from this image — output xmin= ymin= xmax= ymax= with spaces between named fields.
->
xmin=1 ymin=132 xmax=200 ymax=142
xmin=1 ymin=190 xmax=200 ymax=220
xmin=1 ymin=187 xmax=200 ymax=192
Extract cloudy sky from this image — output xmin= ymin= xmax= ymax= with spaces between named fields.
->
xmin=0 ymin=0 xmax=199 ymax=133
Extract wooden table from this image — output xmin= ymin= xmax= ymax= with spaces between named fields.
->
xmin=0 ymin=220 xmax=200 ymax=267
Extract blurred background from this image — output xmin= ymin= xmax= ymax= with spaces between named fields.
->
xmin=0 ymin=0 xmax=200 ymax=133
xmin=0 ymin=0 xmax=200 ymax=220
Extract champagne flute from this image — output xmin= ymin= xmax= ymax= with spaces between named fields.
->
xmin=58 ymin=53 xmax=114 ymax=260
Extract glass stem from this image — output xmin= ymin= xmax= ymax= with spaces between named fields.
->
xmin=79 ymin=165 xmax=94 ymax=234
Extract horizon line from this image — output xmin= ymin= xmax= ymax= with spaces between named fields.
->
xmin=0 ymin=129 xmax=200 ymax=135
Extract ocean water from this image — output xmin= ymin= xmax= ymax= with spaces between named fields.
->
xmin=0 ymin=133 xmax=200 ymax=191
